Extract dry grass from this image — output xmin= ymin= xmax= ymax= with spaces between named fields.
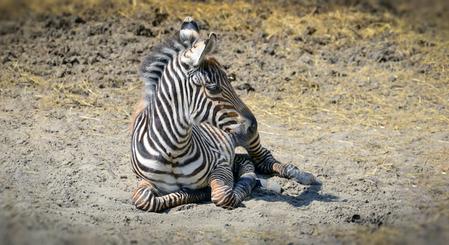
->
xmin=246 ymin=2 xmax=448 ymax=131
xmin=244 ymin=66 xmax=449 ymax=131
xmin=0 ymin=62 xmax=138 ymax=122
xmin=2 ymin=62 xmax=97 ymax=108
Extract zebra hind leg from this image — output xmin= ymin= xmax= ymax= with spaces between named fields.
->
xmin=209 ymin=156 xmax=257 ymax=209
xmin=132 ymin=179 xmax=211 ymax=212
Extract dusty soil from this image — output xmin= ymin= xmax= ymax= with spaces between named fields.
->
xmin=1 ymin=0 xmax=448 ymax=244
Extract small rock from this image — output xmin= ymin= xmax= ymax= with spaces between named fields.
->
xmin=294 ymin=36 xmax=304 ymax=42
xmin=264 ymin=46 xmax=276 ymax=56
xmin=351 ymin=214 xmax=361 ymax=223
xmin=330 ymin=70 xmax=347 ymax=77
xmin=418 ymin=64 xmax=431 ymax=74
xmin=389 ymin=75 xmax=398 ymax=82
xmin=134 ymin=24 xmax=153 ymax=37
xmin=56 ymin=69 xmax=67 ymax=78
xmin=417 ymin=39 xmax=435 ymax=47
xmin=227 ymin=73 xmax=236 ymax=82
xmin=235 ymin=83 xmax=255 ymax=92
xmin=2 ymin=51 xmax=16 ymax=64
xmin=330 ymin=94 xmax=343 ymax=104
xmin=299 ymin=53 xmax=313 ymax=65
xmin=304 ymin=26 xmax=317 ymax=36
xmin=73 ymin=16 xmax=86 ymax=24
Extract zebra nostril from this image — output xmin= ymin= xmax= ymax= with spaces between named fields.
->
xmin=249 ymin=123 xmax=256 ymax=130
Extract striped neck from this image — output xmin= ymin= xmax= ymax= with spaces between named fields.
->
xmin=145 ymin=55 xmax=195 ymax=160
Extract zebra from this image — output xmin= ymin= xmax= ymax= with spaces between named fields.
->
xmin=130 ymin=17 xmax=320 ymax=212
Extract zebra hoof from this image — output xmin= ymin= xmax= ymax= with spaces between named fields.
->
xmin=257 ymin=178 xmax=282 ymax=193
xmin=293 ymin=171 xmax=321 ymax=185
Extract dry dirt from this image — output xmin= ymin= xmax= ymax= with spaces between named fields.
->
xmin=0 ymin=0 xmax=448 ymax=244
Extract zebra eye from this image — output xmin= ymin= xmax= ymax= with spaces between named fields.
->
xmin=205 ymin=83 xmax=221 ymax=94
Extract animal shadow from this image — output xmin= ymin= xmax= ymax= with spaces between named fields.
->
xmin=251 ymin=179 xmax=338 ymax=208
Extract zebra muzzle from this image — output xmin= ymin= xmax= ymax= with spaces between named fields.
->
xmin=230 ymin=115 xmax=257 ymax=146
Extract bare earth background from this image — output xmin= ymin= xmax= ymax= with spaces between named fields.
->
xmin=0 ymin=0 xmax=448 ymax=244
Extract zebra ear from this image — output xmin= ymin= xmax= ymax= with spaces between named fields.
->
xmin=182 ymin=33 xmax=216 ymax=67
xmin=180 ymin=16 xmax=200 ymax=46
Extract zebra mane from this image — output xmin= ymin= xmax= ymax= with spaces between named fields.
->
xmin=199 ymin=57 xmax=224 ymax=72
xmin=139 ymin=34 xmax=190 ymax=105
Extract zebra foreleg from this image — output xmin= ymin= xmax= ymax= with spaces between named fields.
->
xmin=209 ymin=160 xmax=257 ymax=209
xmin=245 ymin=134 xmax=321 ymax=185
xmin=132 ymin=179 xmax=211 ymax=212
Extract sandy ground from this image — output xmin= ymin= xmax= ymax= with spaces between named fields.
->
xmin=1 ymin=0 xmax=448 ymax=244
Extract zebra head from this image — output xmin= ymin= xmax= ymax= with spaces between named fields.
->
xmin=178 ymin=23 xmax=257 ymax=144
